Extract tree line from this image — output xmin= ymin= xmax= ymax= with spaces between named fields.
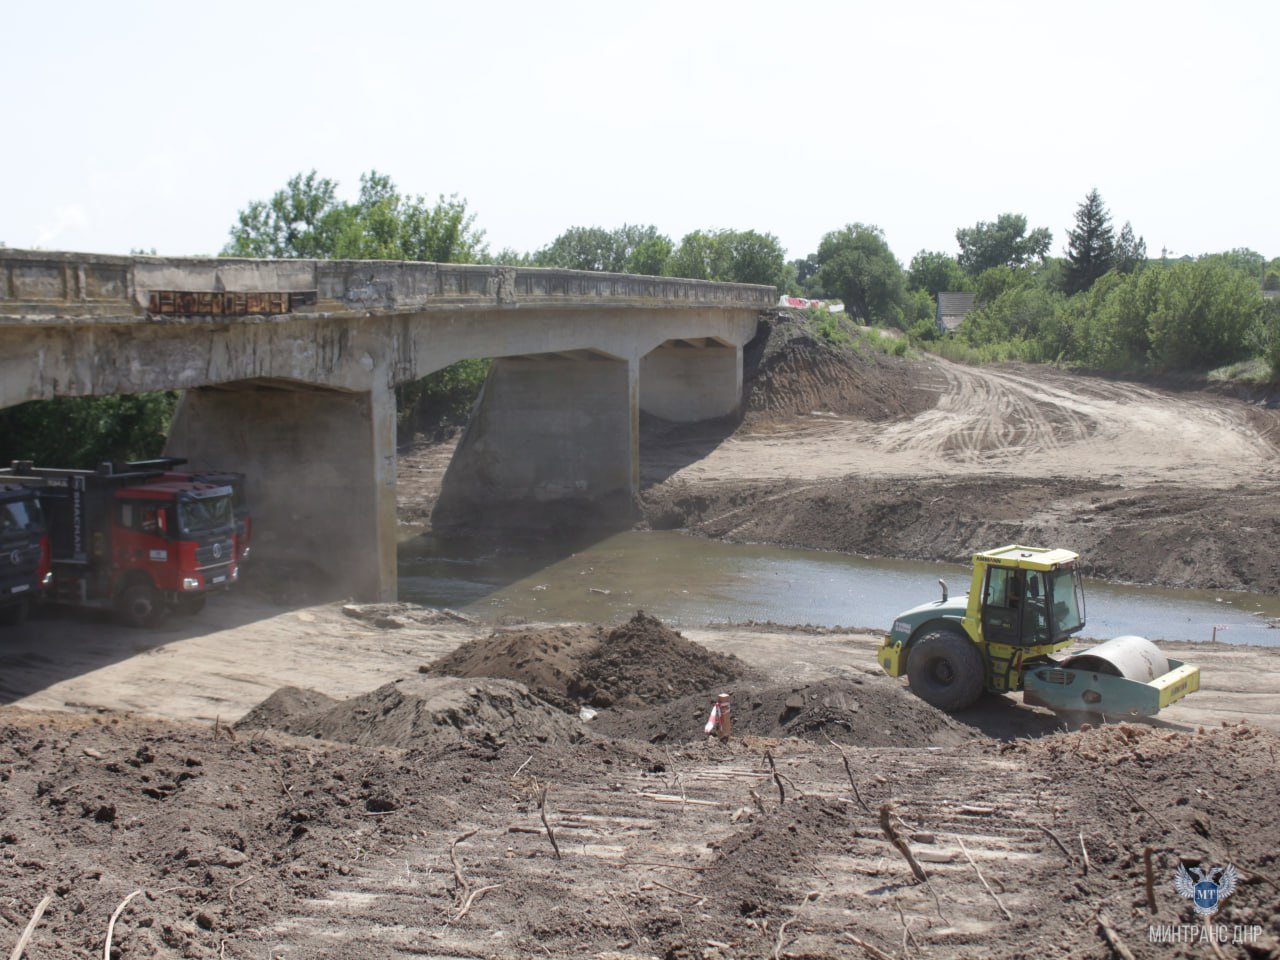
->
xmin=2 ymin=172 xmax=1276 ymax=467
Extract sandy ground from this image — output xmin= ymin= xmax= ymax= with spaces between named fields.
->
xmin=661 ymin=361 xmax=1278 ymax=487
xmin=3 ymin=597 xmax=1277 ymax=738
xmin=640 ymin=358 xmax=1280 ymax=595
xmin=4 ymin=349 xmax=1280 ymax=959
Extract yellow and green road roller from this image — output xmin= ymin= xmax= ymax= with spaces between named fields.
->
xmin=877 ymin=545 xmax=1200 ymax=716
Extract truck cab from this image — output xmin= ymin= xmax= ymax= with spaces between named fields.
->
xmin=127 ymin=459 xmax=252 ymax=563
xmin=0 ymin=483 xmax=52 ymax=625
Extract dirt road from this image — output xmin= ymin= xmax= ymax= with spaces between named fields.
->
xmin=4 ymin=599 xmax=1277 ymax=733
xmin=665 ymin=360 xmax=1277 ymax=486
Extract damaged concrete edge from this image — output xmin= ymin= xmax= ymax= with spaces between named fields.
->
xmin=0 ymin=248 xmax=776 ymax=322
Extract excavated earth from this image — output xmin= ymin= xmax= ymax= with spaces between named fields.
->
xmin=3 ymin=671 xmax=1279 ymax=959
xmin=4 ymin=311 xmax=1280 ymax=958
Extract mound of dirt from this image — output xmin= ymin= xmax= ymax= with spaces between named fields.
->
xmin=236 ymin=675 xmax=584 ymax=750
xmin=236 ymin=686 xmax=338 ymax=734
xmin=577 ymin=611 xmax=752 ymax=708
xmin=422 ymin=623 xmax=602 ymax=711
xmin=741 ymin=311 xmax=937 ymax=423
xmin=422 ymin=611 xmax=754 ymax=711
xmin=592 ymin=675 xmax=980 ymax=747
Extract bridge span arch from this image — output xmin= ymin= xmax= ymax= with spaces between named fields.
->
xmin=0 ymin=250 xmax=771 ymax=599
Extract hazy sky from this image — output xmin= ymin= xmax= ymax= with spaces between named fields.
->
xmin=5 ymin=0 xmax=1276 ymax=266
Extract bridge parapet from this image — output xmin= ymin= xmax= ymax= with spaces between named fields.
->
xmin=0 ymin=249 xmax=774 ymax=323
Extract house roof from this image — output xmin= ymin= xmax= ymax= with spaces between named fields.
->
xmin=936 ymin=292 xmax=976 ymax=333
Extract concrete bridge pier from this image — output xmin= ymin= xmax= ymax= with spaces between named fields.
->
xmin=166 ymin=379 xmax=398 ymax=601
xmin=433 ymin=351 xmax=639 ymax=533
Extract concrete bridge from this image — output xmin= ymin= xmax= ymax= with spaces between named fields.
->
xmin=0 ymin=249 xmax=772 ymax=599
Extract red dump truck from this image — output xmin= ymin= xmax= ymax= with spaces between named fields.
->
xmin=1 ymin=461 xmax=240 ymax=627
xmin=0 ymin=482 xmax=52 ymax=625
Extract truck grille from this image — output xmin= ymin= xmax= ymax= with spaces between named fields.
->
xmin=0 ymin=541 xmax=43 ymax=592
xmin=195 ymin=538 xmax=236 ymax=569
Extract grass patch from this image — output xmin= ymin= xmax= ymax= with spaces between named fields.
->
xmin=1207 ymin=357 xmax=1272 ymax=384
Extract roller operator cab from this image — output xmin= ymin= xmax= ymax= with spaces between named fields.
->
xmin=0 ymin=483 xmax=52 ymax=625
xmin=1 ymin=462 xmax=239 ymax=628
xmin=877 ymin=545 xmax=1200 ymax=717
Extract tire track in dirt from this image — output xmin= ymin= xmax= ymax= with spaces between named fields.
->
xmin=666 ymin=359 xmax=1279 ymax=489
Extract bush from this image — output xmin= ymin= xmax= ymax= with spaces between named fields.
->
xmin=395 ymin=359 xmax=491 ymax=440
xmin=0 ymin=393 xmax=177 ymax=469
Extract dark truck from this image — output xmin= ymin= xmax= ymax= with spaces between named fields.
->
xmin=0 ymin=482 xmax=52 ymax=625
xmin=1 ymin=461 xmax=240 ymax=627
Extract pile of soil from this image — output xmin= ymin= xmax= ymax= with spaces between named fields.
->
xmin=236 ymin=675 xmax=584 ymax=750
xmin=740 ymin=310 xmax=938 ymax=423
xmin=0 ymin=711 xmax=468 ymax=958
xmin=4 ymin=703 xmax=1279 ymax=959
xmin=420 ymin=623 xmax=601 ymax=712
xmin=592 ymin=676 xmax=979 ymax=747
xmin=423 ymin=611 xmax=753 ymax=711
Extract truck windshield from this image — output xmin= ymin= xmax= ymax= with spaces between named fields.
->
xmin=178 ymin=495 xmax=233 ymax=536
xmin=1048 ymin=568 xmax=1085 ymax=635
xmin=0 ymin=498 xmax=44 ymax=536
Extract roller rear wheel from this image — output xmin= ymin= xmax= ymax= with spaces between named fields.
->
xmin=906 ymin=628 xmax=985 ymax=712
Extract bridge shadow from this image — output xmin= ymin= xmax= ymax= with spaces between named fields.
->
xmin=952 ymin=693 xmax=1192 ymax=742
xmin=0 ymin=583 xmax=310 ymax=708
xmin=638 ymin=411 xmax=741 ymax=488
xmin=395 ymin=523 xmax=637 ymax=618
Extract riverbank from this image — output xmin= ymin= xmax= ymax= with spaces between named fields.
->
xmin=631 ymin=327 xmax=1280 ymax=595
xmin=400 ymin=335 xmax=1280 ymax=595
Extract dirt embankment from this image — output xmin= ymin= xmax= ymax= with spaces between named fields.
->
xmin=637 ymin=314 xmax=1280 ymax=595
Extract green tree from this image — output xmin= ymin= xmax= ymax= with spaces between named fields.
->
xmin=0 ymin=394 xmax=177 ymax=468
xmin=1064 ymin=189 xmax=1116 ymax=294
xmin=961 ymin=281 xmax=1064 ymax=357
xmin=1205 ymin=248 xmax=1267 ymax=279
xmin=669 ymin=228 xmax=787 ymax=288
xmin=1263 ymin=297 xmax=1280 ymax=379
xmin=1113 ymin=221 xmax=1147 ymax=274
xmin=1147 ymin=258 xmax=1262 ymax=369
xmin=535 ymin=224 xmax=673 ymax=275
xmin=224 ymin=170 xmax=490 ymax=438
xmin=907 ymin=250 xmax=970 ymax=298
xmin=956 ymin=213 xmax=1052 ymax=274
xmin=670 ymin=230 xmax=728 ymax=281
xmin=1081 ymin=269 xmax=1158 ymax=368
xmin=536 ymin=226 xmax=620 ymax=271
xmin=224 ymin=171 xmax=344 ymax=258
xmin=813 ymin=224 xmax=909 ymax=326
xmin=491 ymin=247 xmax=534 ymax=266
xmin=1264 ymin=258 xmax=1280 ymax=292
xmin=223 ymin=170 xmax=487 ymax=263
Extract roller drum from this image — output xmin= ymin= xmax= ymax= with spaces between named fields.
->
xmin=1061 ymin=635 xmax=1170 ymax=682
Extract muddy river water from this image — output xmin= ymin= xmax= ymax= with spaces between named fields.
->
xmin=400 ymin=531 xmax=1280 ymax=646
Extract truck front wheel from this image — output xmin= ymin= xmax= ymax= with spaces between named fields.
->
xmin=117 ymin=583 xmax=170 ymax=629
xmin=906 ymin=628 xmax=985 ymax=712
